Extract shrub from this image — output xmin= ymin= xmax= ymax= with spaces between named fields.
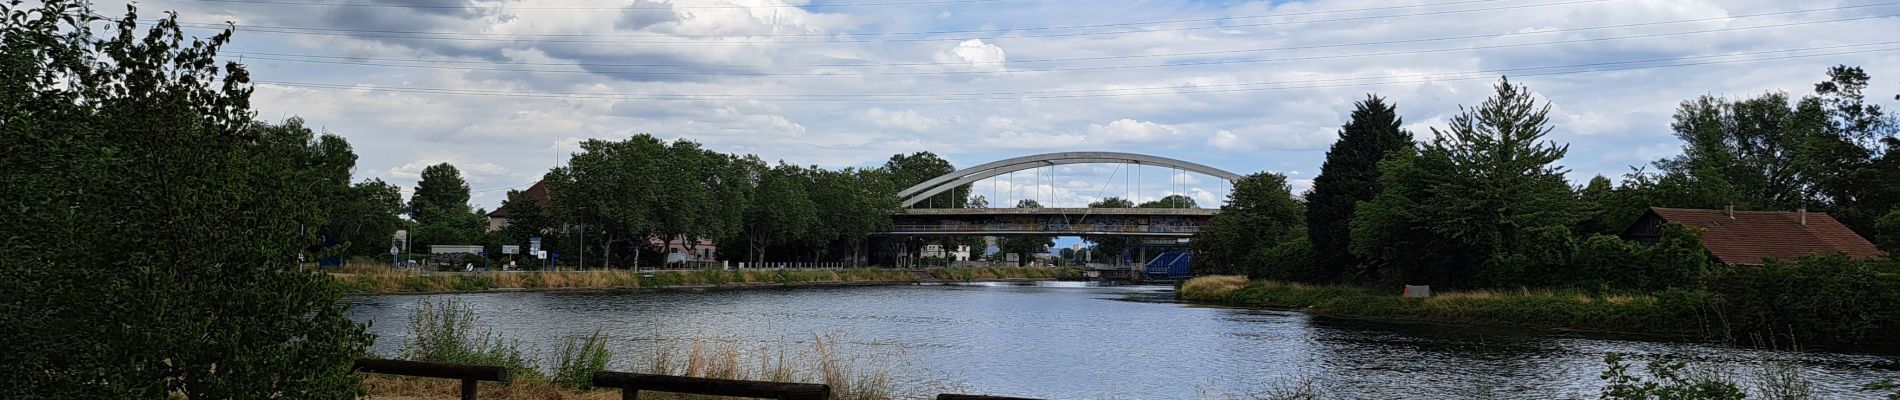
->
xmin=399 ymin=300 xmax=541 ymax=381
xmin=551 ymin=329 xmax=613 ymax=391
xmin=1704 ymin=254 xmax=1900 ymax=345
xmin=1597 ymin=353 xmax=1744 ymax=400
xmin=2 ymin=3 xmax=371 ymax=398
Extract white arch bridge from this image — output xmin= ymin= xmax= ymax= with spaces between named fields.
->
xmin=885 ymin=152 xmax=1243 ymax=237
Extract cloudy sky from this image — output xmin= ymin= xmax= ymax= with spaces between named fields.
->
xmin=102 ymin=0 xmax=1900 ymax=210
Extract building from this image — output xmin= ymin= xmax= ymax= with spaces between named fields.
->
xmin=1621 ymin=206 xmax=1884 ymax=265
xmin=486 ymin=180 xmax=719 ymax=262
xmin=921 ymin=244 xmax=972 ymax=261
xmin=484 ymin=181 xmax=549 ymax=232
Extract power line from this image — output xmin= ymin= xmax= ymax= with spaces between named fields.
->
xmin=249 ymin=42 xmax=1900 ymax=101
xmin=176 ymin=0 xmax=1016 ymax=10
xmin=217 ymin=3 xmax=1897 ymax=69
xmin=223 ymin=14 xmax=1898 ymax=77
xmin=171 ymin=0 xmax=1614 ymax=44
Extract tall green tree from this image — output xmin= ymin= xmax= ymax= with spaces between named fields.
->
xmin=407 ymin=163 xmax=485 ymax=249
xmin=1304 ymin=95 xmax=1414 ymax=282
xmin=1351 ymin=77 xmax=1583 ymax=288
xmin=885 ymin=151 xmax=967 ymax=208
xmin=1191 ymin=173 xmax=1305 ymax=277
xmin=1 ymin=2 xmax=369 ymax=397
xmin=409 ymin=163 xmax=471 ymax=218
xmin=545 ymin=135 xmax=667 ymax=268
xmin=744 ymin=162 xmax=820 ymax=265
xmin=1138 ymin=194 xmax=1197 ymax=209
xmin=497 ymin=185 xmax=551 ymax=255
xmin=998 ymin=199 xmax=1055 ymax=266
xmin=807 ymin=167 xmax=899 ymax=265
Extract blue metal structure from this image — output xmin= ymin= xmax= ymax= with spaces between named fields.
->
xmin=1144 ymin=251 xmax=1193 ymax=280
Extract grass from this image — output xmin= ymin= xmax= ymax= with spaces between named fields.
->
xmin=331 ymin=266 xmax=1079 ymax=294
xmin=369 ymin=300 xmax=929 ymax=400
xmin=1179 ymin=277 xmax=1719 ymax=337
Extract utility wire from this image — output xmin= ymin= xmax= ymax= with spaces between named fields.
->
xmin=164 ymin=0 xmax=1516 ymax=36
xmin=214 ymin=2 xmax=1896 ymax=68
xmin=250 ymin=43 xmax=1900 ymax=102
xmin=176 ymin=0 xmax=1017 ymax=10
xmin=168 ymin=0 xmax=1613 ymax=44
xmin=222 ymin=14 xmax=1899 ymax=77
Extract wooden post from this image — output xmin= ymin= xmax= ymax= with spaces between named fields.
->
xmin=461 ymin=378 xmax=477 ymax=400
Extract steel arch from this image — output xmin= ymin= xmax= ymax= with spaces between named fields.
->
xmin=898 ymin=151 xmax=1243 ymax=208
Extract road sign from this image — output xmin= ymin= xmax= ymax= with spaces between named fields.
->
xmin=502 ymin=245 xmax=520 ymax=254
xmin=389 ymin=246 xmax=400 ymax=256
xmin=529 ymin=236 xmax=542 ymax=252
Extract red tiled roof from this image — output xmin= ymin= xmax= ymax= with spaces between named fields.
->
xmin=1645 ymin=207 xmax=1884 ymax=265
xmin=486 ymin=181 xmax=550 ymax=218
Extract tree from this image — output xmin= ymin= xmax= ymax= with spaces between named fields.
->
xmin=545 ymin=136 xmax=668 ymax=268
xmin=742 ymin=162 xmax=820 ymax=266
xmin=1 ymin=2 xmax=369 ymax=397
xmin=1191 ymin=173 xmax=1305 ymax=277
xmin=806 ymin=167 xmax=899 ymax=265
xmin=408 ymin=163 xmax=484 ymax=249
xmin=497 ymin=186 xmax=551 ymax=256
xmin=998 ymin=199 xmax=1055 ymax=266
xmin=1138 ymin=194 xmax=1197 ymax=209
xmin=1351 ymin=77 xmax=1583 ymax=288
xmin=1304 ymin=95 xmax=1414 ymax=282
xmin=1879 ymin=209 xmax=1900 ymax=254
xmin=885 ymin=152 xmax=966 ymax=208
xmin=409 ymin=163 xmax=471 ymax=218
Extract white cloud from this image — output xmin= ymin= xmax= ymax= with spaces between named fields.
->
xmin=859 ymin=108 xmax=942 ymax=132
xmin=936 ymin=39 xmax=1008 ymax=72
xmin=1208 ymin=130 xmax=1254 ymax=151
xmin=1085 ymin=119 xmax=1179 ymax=143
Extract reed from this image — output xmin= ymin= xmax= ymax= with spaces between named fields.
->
xmin=1179 ymin=275 xmax=1249 ymax=299
xmin=332 ymin=266 xmax=1065 ymax=294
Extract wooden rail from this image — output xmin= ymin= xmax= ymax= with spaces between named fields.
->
xmin=937 ymin=394 xmax=1045 ymax=400
xmin=353 ymin=358 xmax=509 ymax=400
xmin=592 ymin=371 xmax=831 ymax=400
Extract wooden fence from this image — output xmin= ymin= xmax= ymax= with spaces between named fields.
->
xmin=353 ymin=358 xmax=508 ymax=400
xmin=353 ymin=358 xmax=1040 ymax=400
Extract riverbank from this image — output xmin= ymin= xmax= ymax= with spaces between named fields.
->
xmin=331 ymin=266 xmax=1082 ymax=294
xmin=1178 ymin=276 xmax=1718 ymax=338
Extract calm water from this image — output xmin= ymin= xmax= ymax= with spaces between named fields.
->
xmin=345 ymin=282 xmax=1900 ymax=399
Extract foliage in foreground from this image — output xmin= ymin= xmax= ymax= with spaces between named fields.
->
xmin=1 ymin=2 xmax=370 ymax=398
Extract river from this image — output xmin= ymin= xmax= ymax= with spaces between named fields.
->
xmin=345 ymin=281 xmax=1900 ymax=399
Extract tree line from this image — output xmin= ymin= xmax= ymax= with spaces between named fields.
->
xmin=1194 ymin=70 xmax=1900 ymax=290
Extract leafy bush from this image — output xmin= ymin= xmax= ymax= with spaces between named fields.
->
xmin=551 ymin=329 xmax=613 ymax=391
xmin=399 ymin=300 xmax=541 ymax=381
xmin=1704 ymin=254 xmax=1900 ymax=345
xmin=1597 ymin=353 xmax=1744 ymax=400
xmin=2 ymin=2 xmax=371 ymax=398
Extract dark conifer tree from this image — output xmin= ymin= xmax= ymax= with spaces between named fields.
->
xmin=1304 ymin=95 xmax=1413 ymax=283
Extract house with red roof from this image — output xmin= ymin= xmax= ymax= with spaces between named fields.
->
xmin=1620 ymin=206 xmax=1885 ymax=265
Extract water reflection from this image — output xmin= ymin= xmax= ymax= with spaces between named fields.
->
xmin=345 ymin=283 xmax=1900 ymax=399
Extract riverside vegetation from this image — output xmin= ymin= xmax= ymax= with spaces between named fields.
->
xmin=1184 ymin=73 xmax=1900 ymax=348
xmin=329 ymin=265 xmax=1080 ymax=294
xmin=1180 ymin=252 xmax=1900 ymax=347
xmin=366 ymin=300 xmax=924 ymax=400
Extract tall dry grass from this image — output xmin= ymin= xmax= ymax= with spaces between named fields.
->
xmin=331 ymin=265 xmax=1068 ymax=294
xmin=1178 ymin=275 xmax=1250 ymax=300
xmin=637 ymin=333 xmax=906 ymax=400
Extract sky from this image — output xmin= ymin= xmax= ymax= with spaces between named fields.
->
xmin=90 ymin=0 xmax=1900 ymax=212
